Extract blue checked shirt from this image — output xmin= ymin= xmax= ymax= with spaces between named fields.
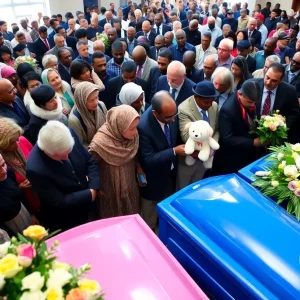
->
xmin=106 ymin=57 xmax=133 ymax=76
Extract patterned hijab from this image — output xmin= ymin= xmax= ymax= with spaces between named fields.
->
xmin=89 ymin=105 xmax=140 ymax=166
xmin=74 ymin=82 xmax=106 ymax=143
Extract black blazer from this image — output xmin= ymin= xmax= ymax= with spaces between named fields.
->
xmin=66 ymin=36 xmax=78 ymax=56
xmin=135 ymin=31 xmax=157 ymax=46
xmin=106 ymin=76 xmax=150 ymax=109
xmin=249 ymin=29 xmax=261 ymax=49
xmin=149 ymin=46 xmax=158 ymax=60
xmin=214 ymin=35 xmax=224 ymax=48
xmin=33 ymin=38 xmax=49 ymax=67
xmin=283 ymin=64 xmax=300 ymax=98
xmin=98 ymin=18 xmax=114 ymax=28
xmin=246 ymin=55 xmax=256 ymax=73
xmin=198 ymin=69 xmax=205 ymax=81
xmin=27 ymin=115 xmax=47 ymax=145
xmin=138 ymin=106 xmax=179 ymax=201
xmin=213 ymin=93 xmax=263 ymax=175
xmin=251 ymin=78 xmax=300 ymax=143
xmin=181 ymin=19 xmax=189 ymax=28
xmin=58 ymin=63 xmax=71 ymax=85
xmin=148 ymin=66 xmax=162 ymax=100
xmin=186 ymin=67 xmax=203 ymax=83
xmin=156 ymin=75 xmax=195 ymax=106
xmin=183 ymin=27 xmax=201 ymax=46
xmin=152 ymin=24 xmax=172 ymax=35
xmin=26 ymin=129 xmax=100 ymax=231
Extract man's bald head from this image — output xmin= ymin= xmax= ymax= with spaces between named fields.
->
xmin=189 ymin=19 xmax=199 ymax=31
xmin=93 ymin=40 xmax=105 ymax=52
xmin=154 ymin=35 xmax=166 ymax=49
xmin=175 ymin=29 xmax=187 ymax=47
xmin=203 ymin=55 xmax=217 ymax=79
xmin=132 ymin=45 xmax=147 ymax=66
xmin=183 ymin=51 xmax=196 ymax=73
xmin=207 ymin=16 xmax=216 ymax=25
xmin=0 ymin=79 xmax=16 ymax=104
xmin=167 ymin=61 xmax=186 ymax=89
xmin=164 ymin=31 xmax=174 ymax=47
xmin=291 ymin=52 xmax=300 ymax=73
xmin=152 ymin=91 xmax=177 ymax=124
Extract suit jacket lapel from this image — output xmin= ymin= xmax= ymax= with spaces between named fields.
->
xmin=149 ymin=112 xmax=169 ymax=148
xmin=176 ymin=79 xmax=186 ymax=104
xmin=189 ymin=97 xmax=202 ymax=120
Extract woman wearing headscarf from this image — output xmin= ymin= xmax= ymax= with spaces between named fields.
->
xmin=28 ymin=85 xmax=68 ymax=144
xmin=89 ymin=105 xmax=142 ymax=218
xmin=70 ymin=60 xmax=105 ymax=91
xmin=0 ymin=118 xmax=40 ymax=213
xmin=0 ymin=66 xmax=18 ymax=88
xmin=42 ymin=68 xmax=74 ymax=116
xmin=231 ymin=56 xmax=253 ymax=91
xmin=117 ymin=82 xmax=145 ymax=115
xmin=68 ymin=82 xmax=107 ymax=147
xmin=0 ymin=153 xmax=34 ymax=236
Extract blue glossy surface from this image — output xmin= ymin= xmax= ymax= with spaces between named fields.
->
xmin=158 ymin=174 xmax=300 ymax=300
xmin=238 ymin=154 xmax=273 ymax=183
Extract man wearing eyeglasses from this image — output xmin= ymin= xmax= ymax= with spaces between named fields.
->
xmin=216 ymin=38 xmax=234 ymax=69
xmin=138 ymin=91 xmax=186 ymax=231
xmin=283 ymin=52 xmax=300 ymax=103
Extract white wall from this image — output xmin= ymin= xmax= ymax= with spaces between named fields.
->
xmin=48 ymin=0 xmax=84 ymax=16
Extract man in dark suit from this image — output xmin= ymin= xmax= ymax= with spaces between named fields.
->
xmin=261 ymin=2 xmax=271 ymax=20
xmin=152 ymin=13 xmax=172 ymax=35
xmin=283 ymin=52 xmax=300 ymax=99
xmin=98 ymin=11 xmax=114 ymax=28
xmin=252 ymin=63 xmax=300 ymax=143
xmin=237 ymin=40 xmax=256 ymax=73
xmin=222 ymin=10 xmax=238 ymax=32
xmin=183 ymin=50 xmax=201 ymax=83
xmin=156 ymin=61 xmax=195 ymax=106
xmin=0 ymin=79 xmax=30 ymax=130
xmin=122 ymin=0 xmax=132 ymax=21
xmin=138 ymin=91 xmax=186 ymax=230
xmin=106 ymin=61 xmax=149 ymax=109
xmin=26 ymin=121 xmax=100 ymax=231
xmin=149 ymin=35 xmax=166 ymax=60
xmin=265 ymin=10 xmax=279 ymax=34
xmin=247 ymin=18 xmax=262 ymax=49
xmin=213 ymin=80 xmax=266 ymax=175
xmin=183 ymin=20 xmax=201 ymax=46
xmin=135 ymin=20 xmax=157 ymax=46
xmin=33 ymin=26 xmax=50 ymax=68
xmin=148 ymin=48 xmax=173 ymax=100
xmin=181 ymin=10 xmax=193 ymax=28
xmin=57 ymin=48 xmax=72 ymax=85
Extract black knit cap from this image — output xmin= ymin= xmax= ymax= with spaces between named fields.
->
xmin=31 ymin=84 xmax=55 ymax=107
xmin=239 ymin=80 xmax=261 ymax=103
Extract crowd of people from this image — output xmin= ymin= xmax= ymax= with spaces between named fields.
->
xmin=0 ymin=0 xmax=300 ymax=237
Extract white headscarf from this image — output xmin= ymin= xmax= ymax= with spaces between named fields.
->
xmin=118 ymin=82 xmax=145 ymax=113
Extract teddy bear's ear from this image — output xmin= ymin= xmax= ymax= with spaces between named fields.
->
xmin=184 ymin=122 xmax=193 ymax=132
xmin=207 ymin=127 xmax=213 ymax=137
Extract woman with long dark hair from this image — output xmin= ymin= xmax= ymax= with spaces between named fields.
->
xmin=231 ymin=56 xmax=253 ymax=90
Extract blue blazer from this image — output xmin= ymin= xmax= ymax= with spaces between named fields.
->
xmin=156 ymin=75 xmax=195 ymax=106
xmin=26 ymin=129 xmax=100 ymax=231
xmin=149 ymin=46 xmax=158 ymax=60
xmin=58 ymin=63 xmax=71 ymax=85
xmin=148 ymin=67 xmax=162 ymax=100
xmin=138 ymin=106 xmax=179 ymax=201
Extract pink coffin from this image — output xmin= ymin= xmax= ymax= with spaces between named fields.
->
xmin=47 ymin=214 xmax=207 ymax=299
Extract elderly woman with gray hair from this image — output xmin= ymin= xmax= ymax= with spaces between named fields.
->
xmin=26 ymin=121 xmax=100 ymax=231
xmin=68 ymin=82 xmax=107 ymax=147
xmin=42 ymin=54 xmax=58 ymax=70
xmin=117 ymin=82 xmax=145 ymax=115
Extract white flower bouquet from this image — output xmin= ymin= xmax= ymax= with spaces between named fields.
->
xmin=95 ymin=33 xmax=109 ymax=49
xmin=0 ymin=225 xmax=104 ymax=300
xmin=13 ymin=56 xmax=38 ymax=72
xmin=250 ymin=110 xmax=288 ymax=146
xmin=253 ymin=143 xmax=300 ymax=220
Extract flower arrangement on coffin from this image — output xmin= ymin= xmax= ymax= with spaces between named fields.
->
xmin=253 ymin=143 xmax=300 ymax=220
xmin=0 ymin=225 xmax=104 ymax=300
xmin=95 ymin=33 xmax=109 ymax=49
xmin=14 ymin=56 xmax=38 ymax=72
xmin=250 ymin=110 xmax=288 ymax=146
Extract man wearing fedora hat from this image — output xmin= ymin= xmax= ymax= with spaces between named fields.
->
xmin=177 ymin=81 xmax=219 ymax=189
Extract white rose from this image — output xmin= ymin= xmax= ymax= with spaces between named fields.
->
xmin=20 ymin=291 xmax=45 ymax=300
xmin=292 ymin=152 xmax=300 ymax=161
xmin=277 ymin=153 xmax=284 ymax=161
xmin=46 ymin=269 xmax=72 ymax=288
xmin=282 ymin=160 xmax=286 ymax=167
xmin=296 ymin=157 xmax=300 ymax=170
xmin=44 ymin=286 xmax=64 ymax=300
xmin=292 ymin=143 xmax=300 ymax=152
xmin=0 ymin=242 xmax=10 ymax=258
xmin=284 ymin=165 xmax=298 ymax=178
xmin=255 ymin=171 xmax=271 ymax=177
xmin=0 ymin=274 xmax=5 ymax=291
xmin=22 ymin=272 xmax=45 ymax=292
xmin=271 ymin=181 xmax=279 ymax=187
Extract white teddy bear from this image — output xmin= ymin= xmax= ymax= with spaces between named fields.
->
xmin=184 ymin=120 xmax=220 ymax=168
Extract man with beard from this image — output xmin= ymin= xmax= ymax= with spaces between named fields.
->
xmin=156 ymin=61 xmax=195 ymax=106
xmin=92 ymin=52 xmax=117 ymax=104
xmin=106 ymin=40 xmax=132 ymax=76
xmin=254 ymin=37 xmax=277 ymax=69
xmin=148 ymin=48 xmax=172 ymax=99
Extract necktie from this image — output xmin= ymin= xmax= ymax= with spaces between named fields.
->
xmin=136 ymin=65 xmax=142 ymax=78
xmin=157 ymin=26 xmax=160 ymax=35
xmin=202 ymin=110 xmax=210 ymax=123
xmin=262 ymin=90 xmax=272 ymax=115
xmin=44 ymin=39 xmax=50 ymax=50
xmin=249 ymin=31 xmax=252 ymax=37
xmin=171 ymin=88 xmax=177 ymax=100
xmin=164 ymin=124 xmax=172 ymax=147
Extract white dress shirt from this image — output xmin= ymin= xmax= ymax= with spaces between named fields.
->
xmin=153 ymin=24 xmax=163 ymax=35
xmin=20 ymin=27 xmax=33 ymax=43
xmin=258 ymin=24 xmax=268 ymax=48
xmin=261 ymin=86 xmax=278 ymax=114
xmin=169 ymin=81 xmax=184 ymax=101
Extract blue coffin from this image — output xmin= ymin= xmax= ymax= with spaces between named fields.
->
xmin=238 ymin=154 xmax=272 ymax=183
xmin=157 ymin=174 xmax=300 ymax=300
